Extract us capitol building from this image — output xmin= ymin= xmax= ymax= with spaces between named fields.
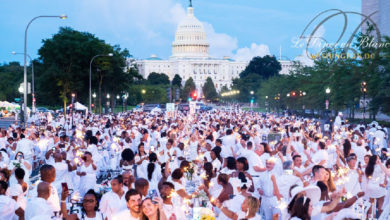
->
xmin=133 ymin=4 xmax=294 ymax=91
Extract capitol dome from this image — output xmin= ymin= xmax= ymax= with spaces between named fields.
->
xmin=171 ymin=7 xmax=210 ymax=59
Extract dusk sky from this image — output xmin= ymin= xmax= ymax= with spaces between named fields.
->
xmin=0 ymin=0 xmax=362 ymax=64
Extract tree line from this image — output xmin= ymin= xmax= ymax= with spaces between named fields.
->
xmin=0 ymin=27 xmax=220 ymax=111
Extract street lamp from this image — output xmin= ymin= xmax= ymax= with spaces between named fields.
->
xmin=141 ymin=89 xmax=146 ymax=94
xmin=12 ymin=52 xmax=36 ymax=113
xmin=325 ymin=87 xmax=331 ymax=118
xmin=71 ymin=93 xmax=75 ymax=126
xmin=18 ymin=86 xmax=24 ymax=126
xmin=361 ymin=81 xmax=367 ymax=124
xmin=23 ymin=15 xmax=67 ymax=127
xmin=92 ymin=92 xmax=97 ymax=113
xmin=89 ymin=53 xmax=113 ymax=112
xmin=250 ymin=91 xmax=254 ymax=95
xmin=107 ymin=94 xmax=110 ymax=99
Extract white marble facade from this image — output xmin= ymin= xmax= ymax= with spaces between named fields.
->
xmin=133 ymin=6 xmax=294 ymax=91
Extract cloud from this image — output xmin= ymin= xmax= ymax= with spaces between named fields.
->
xmin=203 ymin=22 xmax=238 ymax=58
xmin=203 ymin=22 xmax=271 ymax=61
xmin=75 ymin=0 xmax=271 ymax=62
xmin=233 ymin=43 xmax=271 ymax=61
xmin=74 ymin=0 xmax=186 ymax=57
xmin=294 ymin=51 xmax=315 ymax=66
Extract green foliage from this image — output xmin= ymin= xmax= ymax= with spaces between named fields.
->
xmin=126 ymin=84 xmax=168 ymax=104
xmin=232 ymin=56 xmax=281 ymax=102
xmin=202 ymin=77 xmax=218 ymax=101
xmin=181 ymin=77 xmax=196 ymax=100
xmin=36 ymin=27 xmax=134 ymax=108
xmin=172 ymin=74 xmax=182 ymax=88
xmin=0 ymin=62 xmax=24 ymax=101
xmin=147 ymin=72 xmax=170 ymax=85
xmin=256 ymin=32 xmax=390 ymax=118
xmin=240 ymin=55 xmax=281 ymax=79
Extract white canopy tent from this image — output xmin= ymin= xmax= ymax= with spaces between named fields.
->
xmin=74 ymin=102 xmax=88 ymax=114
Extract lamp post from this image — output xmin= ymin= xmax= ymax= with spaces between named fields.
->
xmin=265 ymin=96 xmax=268 ymax=113
xmin=89 ymin=53 xmax=113 ymax=112
xmin=23 ymin=14 xmax=67 ymax=128
xmin=116 ymin=95 xmax=120 ymax=113
xmin=361 ymin=81 xmax=367 ymax=125
xmin=12 ymin=52 xmax=36 ymax=113
xmin=122 ymin=93 xmax=128 ymax=112
xmin=92 ymin=92 xmax=97 ymax=113
xmin=18 ymin=85 xmax=24 ymax=126
xmin=71 ymin=93 xmax=75 ymax=127
xmin=325 ymin=87 xmax=331 ymax=118
xmin=106 ymin=94 xmax=110 ymax=113
xmin=250 ymin=91 xmax=254 ymax=111
xmin=302 ymin=91 xmax=306 ymax=114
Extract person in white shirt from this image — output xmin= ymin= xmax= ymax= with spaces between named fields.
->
xmin=112 ymin=189 xmax=142 ymax=220
xmin=0 ymin=180 xmax=24 ymax=220
xmin=29 ymin=164 xmax=60 ymax=214
xmin=276 ymin=161 xmax=304 ymax=201
xmin=138 ymin=153 xmax=162 ymax=192
xmin=308 ymin=141 xmax=328 ymax=167
xmin=8 ymin=168 xmax=28 ymax=210
xmin=25 ymin=182 xmax=53 ymax=220
xmin=221 ymin=130 xmax=236 ymax=158
xmin=258 ymin=158 xmax=282 ymax=220
xmin=159 ymin=181 xmax=186 ymax=220
xmin=216 ymin=195 xmax=261 ymax=220
xmin=343 ymin=154 xmax=362 ymax=196
xmin=51 ymin=152 xmax=74 ymax=194
xmin=100 ymin=175 xmax=127 ymax=220
xmin=15 ymin=134 xmax=36 ymax=165
xmin=61 ymin=188 xmax=105 ymax=220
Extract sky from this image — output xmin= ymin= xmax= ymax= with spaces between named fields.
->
xmin=0 ymin=0 xmax=362 ymax=65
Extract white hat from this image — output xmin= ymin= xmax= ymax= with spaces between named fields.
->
xmin=291 ymin=185 xmax=321 ymax=204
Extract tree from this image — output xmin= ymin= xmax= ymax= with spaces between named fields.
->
xmin=36 ymin=27 xmax=134 ymax=111
xmin=240 ymin=55 xmax=281 ymax=79
xmin=202 ymin=77 xmax=218 ymax=101
xmin=181 ymin=77 xmax=196 ymax=100
xmin=0 ymin=62 xmax=24 ymax=101
xmin=172 ymin=74 xmax=182 ymax=88
xmin=232 ymin=55 xmax=282 ymax=102
xmin=147 ymin=72 xmax=170 ymax=85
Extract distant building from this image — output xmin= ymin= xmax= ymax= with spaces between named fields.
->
xmin=133 ymin=5 xmax=294 ymax=92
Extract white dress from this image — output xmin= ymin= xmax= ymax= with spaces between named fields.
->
xmin=363 ymin=165 xmax=386 ymax=198
xmin=78 ymin=163 xmax=97 ymax=196
xmin=139 ymin=162 xmax=162 ymax=192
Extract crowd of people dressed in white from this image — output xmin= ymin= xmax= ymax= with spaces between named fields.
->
xmin=0 ymin=109 xmax=389 ymax=220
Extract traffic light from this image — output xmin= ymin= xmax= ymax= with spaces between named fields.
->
xmin=91 ymin=104 xmax=95 ymax=108
xmin=361 ymin=81 xmax=367 ymax=93
xmin=250 ymin=97 xmax=255 ymax=104
xmin=192 ymin=91 xmax=197 ymax=100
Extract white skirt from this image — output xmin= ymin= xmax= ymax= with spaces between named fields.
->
xmin=366 ymin=182 xmax=386 ymax=199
